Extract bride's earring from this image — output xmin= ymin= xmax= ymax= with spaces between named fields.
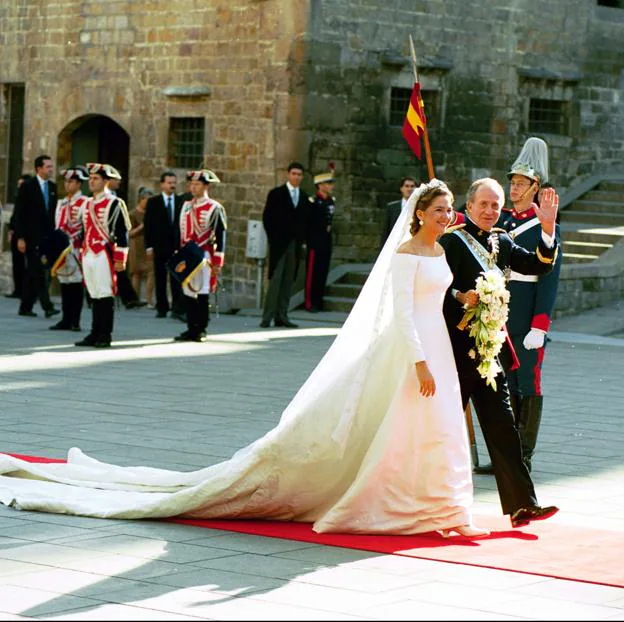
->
xmin=419 ymin=219 xmax=424 ymax=226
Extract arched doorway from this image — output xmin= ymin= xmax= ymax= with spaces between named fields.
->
xmin=57 ymin=115 xmax=130 ymax=202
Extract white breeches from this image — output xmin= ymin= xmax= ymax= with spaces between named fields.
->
xmin=82 ymin=250 xmax=113 ymax=299
xmin=182 ymin=251 xmax=210 ymax=298
xmin=56 ymin=250 xmax=83 ymax=285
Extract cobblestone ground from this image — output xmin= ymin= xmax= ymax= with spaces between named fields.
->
xmin=0 ymin=294 xmax=623 ymax=620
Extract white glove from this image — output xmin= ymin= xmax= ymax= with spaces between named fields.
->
xmin=523 ymin=328 xmax=546 ymax=350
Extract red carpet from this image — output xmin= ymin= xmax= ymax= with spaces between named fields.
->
xmin=7 ymin=454 xmax=624 ymax=588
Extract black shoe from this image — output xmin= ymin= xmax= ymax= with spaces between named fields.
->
xmin=171 ymin=311 xmax=187 ymax=322
xmin=174 ymin=330 xmax=192 ymax=342
xmin=5 ymin=292 xmax=20 ymax=299
xmin=156 ymin=311 xmax=168 ymax=318
xmin=49 ymin=321 xmax=72 ymax=330
xmin=92 ymin=339 xmax=111 ymax=348
xmin=305 ymin=307 xmax=319 ymax=314
xmin=193 ymin=332 xmax=207 ymax=342
xmin=259 ymin=320 xmax=271 ymax=328
xmin=473 ymin=463 xmax=495 ymax=475
xmin=126 ymin=300 xmax=147 ymax=309
xmin=45 ymin=308 xmax=60 ymax=318
xmin=275 ymin=319 xmax=298 ymax=328
xmin=510 ymin=505 xmax=559 ymax=528
xmin=75 ymin=334 xmax=97 ymax=347
xmin=18 ymin=310 xmax=37 ymax=317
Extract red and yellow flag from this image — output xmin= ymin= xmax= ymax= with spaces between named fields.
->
xmin=402 ymin=82 xmax=426 ymax=159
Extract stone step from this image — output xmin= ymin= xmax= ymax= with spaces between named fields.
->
xmin=338 ymin=271 xmax=369 ymax=286
xmin=560 ymin=210 xmax=624 ymax=226
xmin=325 ymin=282 xmax=362 ymax=298
xmin=322 ymin=295 xmax=360 ymax=313
xmin=562 ymin=252 xmax=601 ymax=264
xmin=581 ymin=190 xmax=624 ymax=203
xmin=560 ymin=225 xmax=624 ymax=244
xmin=596 ymin=180 xmax=624 ymax=192
xmin=562 ymin=239 xmax=613 ymax=256
xmin=568 ymin=199 xmax=624 ymax=214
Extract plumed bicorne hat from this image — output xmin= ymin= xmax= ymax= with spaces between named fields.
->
xmin=60 ymin=165 xmax=89 ymax=181
xmin=86 ymin=162 xmax=122 ymax=180
xmin=507 ymin=137 xmax=549 ymax=185
xmin=187 ymin=169 xmax=221 ymax=184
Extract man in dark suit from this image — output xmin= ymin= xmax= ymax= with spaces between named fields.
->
xmin=380 ymin=176 xmax=417 ymax=250
xmin=13 ymin=155 xmax=60 ymax=318
xmin=4 ymin=174 xmax=31 ymax=299
xmin=260 ymin=162 xmax=309 ymax=328
xmin=144 ymin=171 xmax=184 ymax=319
xmin=439 ymin=177 xmax=559 ymax=529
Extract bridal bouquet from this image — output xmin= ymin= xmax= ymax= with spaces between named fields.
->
xmin=457 ymin=270 xmax=510 ymax=391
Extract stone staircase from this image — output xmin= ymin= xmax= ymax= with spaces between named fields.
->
xmin=560 ymin=179 xmax=624 ymax=264
xmin=314 ymin=178 xmax=624 ymax=318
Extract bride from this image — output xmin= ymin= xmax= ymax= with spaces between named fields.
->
xmin=0 ymin=179 xmax=488 ymax=538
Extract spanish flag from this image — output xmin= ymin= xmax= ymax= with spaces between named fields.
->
xmin=402 ymin=82 xmax=426 ymax=159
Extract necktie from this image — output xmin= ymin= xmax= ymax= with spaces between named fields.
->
xmin=167 ymin=196 xmax=174 ymax=223
xmin=43 ymin=181 xmax=49 ymax=211
xmin=291 ymin=188 xmax=298 ymax=207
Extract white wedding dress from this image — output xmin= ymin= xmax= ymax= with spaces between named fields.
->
xmin=0 ymin=182 xmax=474 ymax=534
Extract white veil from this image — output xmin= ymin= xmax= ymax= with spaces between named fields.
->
xmin=278 ymin=179 xmax=448 ymax=450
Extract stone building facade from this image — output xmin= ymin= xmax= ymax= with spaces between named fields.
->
xmin=1 ymin=0 xmax=623 ymax=308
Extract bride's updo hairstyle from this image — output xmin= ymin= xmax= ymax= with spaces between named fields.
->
xmin=409 ymin=180 xmax=454 ymax=236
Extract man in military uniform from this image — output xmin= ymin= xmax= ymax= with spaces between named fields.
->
xmin=499 ymin=137 xmax=562 ymax=472
xmin=174 ymin=169 xmax=227 ymax=343
xmin=304 ymin=170 xmax=336 ymax=313
xmin=439 ymin=177 xmax=559 ymax=529
xmin=75 ymin=163 xmax=131 ymax=348
xmin=50 ymin=165 xmax=90 ymax=332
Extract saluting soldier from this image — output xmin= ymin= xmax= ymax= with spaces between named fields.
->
xmin=305 ymin=169 xmax=336 ymax=313
xmin=500 ymin=137 xmax=562 ymax=472
xmin=75 ymin=163 xmax=131 ymax=348
xmin=174 ymin=169 xmax=227 ymax=343
xmin=49 ymin=165 xmax=89 ymax=332
xmin=439 ymin=176 xmax=560 ymax=529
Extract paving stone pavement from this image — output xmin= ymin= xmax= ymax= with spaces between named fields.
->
xmin=0 ymin=294 xmax=623 ymax=620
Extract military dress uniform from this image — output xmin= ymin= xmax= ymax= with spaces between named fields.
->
xmin=305 ymin=192 xmax=335 ymax=312
xmin=498 ymin=204 xmax=562 ymax=469
xmin=76 ymin=164 xmax=130 ymax=348
xmin=439 ymin=218 xmax=558 ymax=518
xmin=177 ymin=181 xmax=227 ymax=342
xmin=51 ymin=168 xmax=90 ymax=331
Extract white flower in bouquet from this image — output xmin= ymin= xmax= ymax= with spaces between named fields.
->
xmin=457 ymin=269 xmax=510 ymax=391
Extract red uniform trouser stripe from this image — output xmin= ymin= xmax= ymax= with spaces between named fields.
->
xmin=533 ymin=346 xmax=545 ymax=395
xmin=305 ymin=250 xmax=316 ymax=309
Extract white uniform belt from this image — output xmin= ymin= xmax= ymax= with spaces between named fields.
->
xmin=509 ymin=270 xmax=538 ymax=283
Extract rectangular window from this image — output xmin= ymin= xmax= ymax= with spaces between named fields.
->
xmin=167 ymin=117 xmax=205 ymax=169
xmin=389 ymin=86 xmax=439 ymax=129
xmin=6 ymin=84 xmax=25 ymax=203
xmin=528 ymin=99 xmax=568 ymax=135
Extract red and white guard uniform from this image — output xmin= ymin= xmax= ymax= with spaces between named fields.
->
xmin=55 ymin=192 xmax=88 ymax=284
xmin=179 ymin=194 xmax=226 ymax=296
xmin=81 ymin=190 xmax=129 ymax=299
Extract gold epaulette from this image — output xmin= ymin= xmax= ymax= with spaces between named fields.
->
xmin=443 ymin=223 xmax=466 ymax=234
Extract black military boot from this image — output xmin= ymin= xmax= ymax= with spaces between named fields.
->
xmin=93 ymin=296 xmax=114 ymax=347
xmin=75 ymin=297 xmax=100 ymax=346
xmin=517 ymin=395 xmax=544 ymax=473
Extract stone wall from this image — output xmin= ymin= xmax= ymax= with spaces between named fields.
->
xmin=0 ymin=0 xmax=309 ymax=307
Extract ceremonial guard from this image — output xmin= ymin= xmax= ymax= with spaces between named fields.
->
xmin=75 ymin=163 xmax=131 ymax=348
xmin=173 ymin=169 xmax=227 ymax=343
xmin=500 ymin=138 xmax=562 ymax=472
xmin=305 ymin=169 xmax=336 ymax=313
xmin=50 ymin=165 xmax=89 ymax=331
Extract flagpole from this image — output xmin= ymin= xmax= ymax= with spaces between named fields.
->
xmin=409 ymin=35 xmax=435 ymax=181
